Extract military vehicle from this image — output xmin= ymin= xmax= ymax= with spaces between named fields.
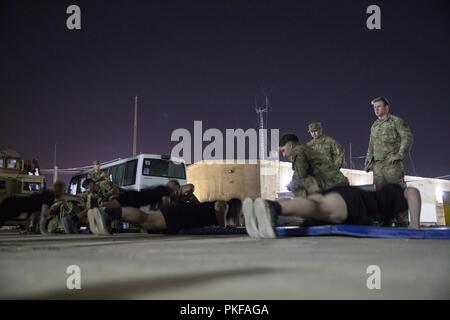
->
xmin=0 ymin=147 xmax=45 ymax=230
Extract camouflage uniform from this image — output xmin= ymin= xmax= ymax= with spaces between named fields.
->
xmin=96 ymin=177 xmax=120 ymax=203
xmin=87 ymin=169 xmax=103 ymax=182
xmin=365 ymin=114 xmax=413 ymax=190
xmin=87 ymin=160 xmax=105 ymax=182
xmin=47 ymin=196 xmax=84 ymax=233
xmin=307 ymin=135 xmax=345 ymax=169
xmin=80 ymin=192 xmax=100 ymax=210
xmin=82 ymin=177 xmax=120 ymax=209
xmin=289 ymin=144 xmax=349 ymax=196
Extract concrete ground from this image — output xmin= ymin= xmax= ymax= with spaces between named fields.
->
xmin=0 ymin=232 xmax=449 ymax=299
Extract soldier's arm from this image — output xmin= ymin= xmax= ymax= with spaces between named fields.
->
xmin=332 ymin=140 xmax=345 ymax=168
xmin=293 ymin=148 xmax=309 ymax=178
xmin=101 ymin=182 xmax=120 ymax=201
xmin=39 ymin=204 xmax=51 ymax=234
xmin=365 ymin=132 xmax=374 ymax=165
xmin=395 ymin=118 xmax=414 ymax=160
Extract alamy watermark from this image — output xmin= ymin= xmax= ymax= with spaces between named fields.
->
xmin=170 ymin=121 xmax=280 ymax=164
xmin=66 ymin=5 xmax=81 ymax=30
xmin=66 ymin=265 xmax=82 ymax=290
xmin=366 ymin=265 xmax=381 ymax=290
xmin=65 ymin=5 xmax=382 ymax=33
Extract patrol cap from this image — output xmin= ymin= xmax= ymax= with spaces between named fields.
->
xmin=82 ymin=178 xmax=94 ymax=189
xmin=371 ymin=97 xmax=390 ymax=106
xmin=308 ymin=122 xmax=322 ymax=131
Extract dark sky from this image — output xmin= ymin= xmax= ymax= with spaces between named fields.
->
xmin=1 ymin=0 xmax=449 ymax=178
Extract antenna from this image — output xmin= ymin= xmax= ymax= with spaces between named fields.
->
xmin=255 ymin=90 xmax=270 ymax=160
xmin=133 ymin=96 xmax=138 ymax=157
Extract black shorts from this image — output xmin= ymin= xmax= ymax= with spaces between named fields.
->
xmin=159 ymin=201 xmax=218 ymax=234
xmin=0 ymin=197 xmax=24 ymax=223
xmin=0 ymin=191 xmax=54 ymax=224
xmin=119 ymin=186 xmax=171 ymax=208
xmin=323 ymin=184 xmax=408 ymax=225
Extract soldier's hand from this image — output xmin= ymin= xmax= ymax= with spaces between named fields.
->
xmin=364 ymin=160 xmax=373 ymax=172
xmin=387 ymin=154 xmax=401 ymax=164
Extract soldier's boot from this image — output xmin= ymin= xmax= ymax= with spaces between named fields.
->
xmin=392 ymin=211 xmax=410 ymax=227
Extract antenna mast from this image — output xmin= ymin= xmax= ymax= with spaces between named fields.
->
xmin=255 ymin=93 xmax=269 ymax=160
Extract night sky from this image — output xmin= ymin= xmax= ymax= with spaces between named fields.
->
xmin=1 ymin=0 xmax=449 ymax=178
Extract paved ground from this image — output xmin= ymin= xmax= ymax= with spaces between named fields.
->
xmin=0 ymin=232 xmax=449 ymax=299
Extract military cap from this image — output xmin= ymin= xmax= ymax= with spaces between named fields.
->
xmin=93 ymin=160 xmax=100 ymax=165
xmin=308 ymin=122 xmax=322 ymax=131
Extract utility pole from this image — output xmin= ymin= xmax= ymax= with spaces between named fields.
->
xmin=133 ymin=96 xmax=138 ymax=157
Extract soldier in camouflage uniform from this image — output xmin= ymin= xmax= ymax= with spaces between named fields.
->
xmin=364 ymin=97 xmax=413 ymax=227
xmin=307 ymin=122 xmax=345 ymax=169
xmin=364 ymin=97 xmax=413 ymax=190
xmin=87 ymin=160 xmax=105 ymax=182
xmin=45 ymin=181 xmax=67 ymax=233
xmin=47 ymin=181 xmax=85 ymax=234
xmin=82 ymin=177 xmax=120 ymax=209
xmin=279 ymin=134 xmax=349 ymax=196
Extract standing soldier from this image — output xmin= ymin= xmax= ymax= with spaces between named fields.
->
xmin=87 ymin=160 xmax=105 ymax=182
xmin=279 ymin=133 xmax=348 ymax=197
xmin=364 ymin=97 xmax=413 ymax=190
xmin=307 ymin=122 xmax=345 ymax=169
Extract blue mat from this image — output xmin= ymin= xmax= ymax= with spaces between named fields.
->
xmin=179 ymin=226 xmax=248 ymax=235
xmin=177 ymin=225 xmax=450 ymax=239
xmin=275 ymin=225 xmax=450 ymax=240
xmin=179 ymin=224 xmax=450 ymax=240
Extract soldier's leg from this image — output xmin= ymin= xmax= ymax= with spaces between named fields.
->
xmin=382 ymin=161 xmax=408 ymax=226
xmin=272 ymin=192 xmax=348 ymax=223
xmin=372 ymin=161 xmax=385 ymax=190
xmin=101 ymin=199 xmax=121 ymax=208
xmin=77 ymin=209 xmax=88 ymax=224
xmin=91 ymin=201 xmax=226 ymax=235
xmin=404 ymin=187 xmax=421 ymax=228
xmin=121 ymin=207 xmax=167 ymax=230
xmin=383 ymin=161 xmax=406 ymax=187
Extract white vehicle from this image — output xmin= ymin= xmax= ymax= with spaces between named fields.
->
xmin=68 ymin=154 xmax=186 ymax=195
